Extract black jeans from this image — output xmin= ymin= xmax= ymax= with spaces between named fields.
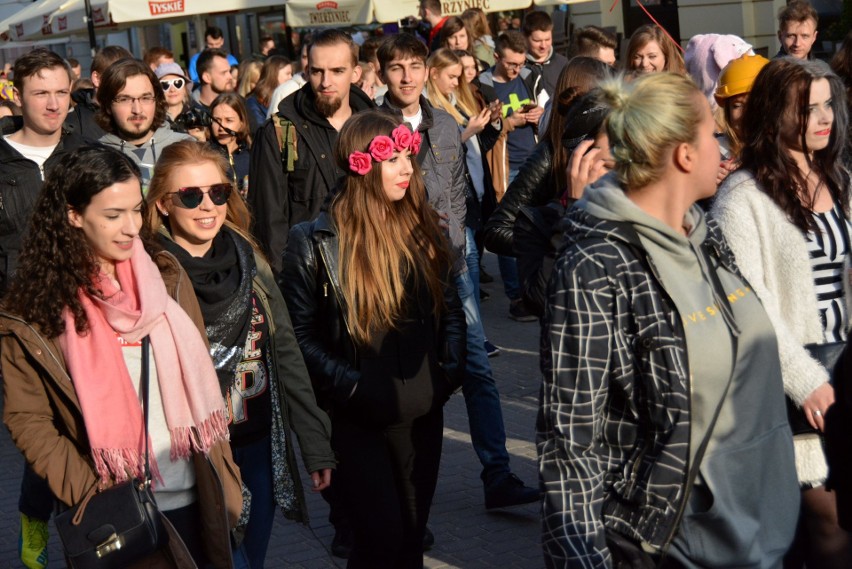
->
xmin=333 ymin=362 xmax=445 ymax=569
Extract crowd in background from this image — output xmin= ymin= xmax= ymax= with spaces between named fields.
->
xmin=1 ymin=0 xmax=852 ymax=567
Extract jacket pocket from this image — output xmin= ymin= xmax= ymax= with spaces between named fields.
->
xmin=431 ymin=144 xmax=459 ymax=165
xmin=675 ymin=424 xmax=799 ymax=567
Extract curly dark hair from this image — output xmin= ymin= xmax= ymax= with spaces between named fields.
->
xmin=2 ymin=145 xmax=160 ymax=338
xmin=740 ymin=58 xmax=849 ymax=232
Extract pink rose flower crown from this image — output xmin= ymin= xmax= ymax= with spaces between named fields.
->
xmin=347 ymin=124 xmax=422 ymax=176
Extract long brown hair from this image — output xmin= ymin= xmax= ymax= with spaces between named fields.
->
xmin=252 ymin=55 xmax=292 ymax=108
xmin=147 ymin=140 xmax=258 ymax=251
xmin=331 ymin=111 xmax=451 ymax=345
xmin=740 ymin=58 xmax=850 ymax=231
xmin=626 ymin=25 xmax=685 ymax=75
xmin=546 ymin=57 xmax=613 ymax=193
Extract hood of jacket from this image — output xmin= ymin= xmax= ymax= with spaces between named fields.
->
xmin=526 ymin=47 xmax=555 ymax=66
xmin=577 ymin=172 xmax=707 ymax=257
xmin=71 ymin=88 xmax=97 ymax=111
xmin=277 ymin=82 xmax=375 ymax=128
xmin=99 ymin=121 xmax=188 ymax=164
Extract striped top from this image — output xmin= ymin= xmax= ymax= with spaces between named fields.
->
xmin=806 ymin=203 xmax=851 ymax=342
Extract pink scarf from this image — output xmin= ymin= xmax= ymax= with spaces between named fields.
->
xmin=60 ymin=238 xmax=229 ymax=485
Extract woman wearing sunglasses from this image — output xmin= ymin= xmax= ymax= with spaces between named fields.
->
xmin=0 ymin=145 xmax=245 ymax=567
xmin=154 ymin=62 xmax=190 ymax=126
xmin=210 ymin=93 xmax=252 ymax=198
xmin=281 ymin=111 xmax=466 ymax=568
xmin=147 ymin=140 xmax=335 ymax=569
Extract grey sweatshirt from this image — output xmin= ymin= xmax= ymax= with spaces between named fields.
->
xmin=581 ymin=177 xmax=800 ymax=568
xmin=99 ymin=123 xmax=193 ymax=194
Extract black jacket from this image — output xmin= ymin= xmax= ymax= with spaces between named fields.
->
xmin=279 ymin=212 xmax=467 ymax=412
xmin=483 ymin=139 xmax=556 ymax=256
xmin=212 ymin=140 xmax=251 ymax=196
xmin=64 ymin=89 xmax=104 ymax=142
xmin=0 ymin=120 xmax=82 ymax=294
xmin=248 ymin=83 xmax=375 ymax=272
xmin=525 ymin=50 xmax=569 ymax=99
xmin=826 ymin=342 xmax=852 ymax=530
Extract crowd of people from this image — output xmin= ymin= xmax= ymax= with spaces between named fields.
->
xmin=1 ymin=0 xmax=852 ymax=567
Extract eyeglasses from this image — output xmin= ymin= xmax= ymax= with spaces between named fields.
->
xmin=160 ymin=78 xmax=185 ymax=91
xmin=112 ymin=94 xmax=157 ymax=106
xmin=168 ymin=183 xmax=232 ymax=209
xmin=501 ymin=61 xmax=524 ymax=70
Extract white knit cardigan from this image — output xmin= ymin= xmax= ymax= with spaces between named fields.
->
xmin=712 ymin=169 xmax=845 ymax=486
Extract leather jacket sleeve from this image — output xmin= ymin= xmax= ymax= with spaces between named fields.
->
xmin=483 ymin=140 xmax=555 ymax=256
xmin=249 ymin=119 xmax=291 ymax=273
xmin=279 ymin=223 xmax=360 ymax=408
xmin=514 ymin=202 xmax=566 ymax=318
xmin=438 ymin=271 xmax=467 ymax=391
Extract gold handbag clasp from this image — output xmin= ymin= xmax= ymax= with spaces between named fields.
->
xmin=95 ymin=533 xmax=124 ymax=558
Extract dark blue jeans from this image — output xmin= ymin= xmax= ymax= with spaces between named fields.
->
xmin=19 ymin=464 xmax=53 ymax=520
xmin=232 ymin=436 xmax=276 ymax=569
xmin=456 ymin=266 xmax=511 ymax=486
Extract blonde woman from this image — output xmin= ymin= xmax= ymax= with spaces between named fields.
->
xmin=425 ymin=48 xmax=501 ymax=327
xmin=540 ymin=73 xmax=799 ymax=567
xmin=237 ymin=59 xmax=263 ymax=98
xmin=147 ymin=140 xmax=334 ymax=569
xmin=626 ymin=24 xmax=685 ymax=75
xmin=281 ymin=111 xmax=465 ymax=568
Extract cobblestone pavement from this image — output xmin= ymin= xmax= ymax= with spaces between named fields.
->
xmin=0 ymin=252 xmax=545 ymax=567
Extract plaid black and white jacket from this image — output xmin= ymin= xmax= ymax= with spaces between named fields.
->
xmin=538 ymin=206 xmax=744 ymax=568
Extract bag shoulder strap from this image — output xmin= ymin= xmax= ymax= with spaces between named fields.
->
xmin=140 ymin=336 xmax=151 ymax=484
xmin=273 ymin=117 xmax=298 ymax=173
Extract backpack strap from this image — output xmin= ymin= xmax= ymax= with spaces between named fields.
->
xmin=273 ymin=117 xmax=298 ymax=172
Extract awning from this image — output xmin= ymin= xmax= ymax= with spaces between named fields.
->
xmin=299 ymin=0 xmax=594 ymax=27
xmin=6 ymin=0 xmax=291 ymax=41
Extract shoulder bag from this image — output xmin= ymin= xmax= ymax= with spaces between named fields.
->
xmin=55 ymin=337 xmax=168 ymax=568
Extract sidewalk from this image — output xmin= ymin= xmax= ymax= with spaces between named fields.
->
xmin=0 ymin=252 xmax=545 ymax=567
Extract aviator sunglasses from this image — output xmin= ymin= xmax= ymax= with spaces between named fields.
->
xmin=169 ymin=183 xmax=232 ymax=209
xmin=160 ymin=78 xmax=186 ymax=91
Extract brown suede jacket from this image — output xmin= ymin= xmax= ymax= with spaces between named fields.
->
xmin=0 ymin=250 xmax=243 ymax=568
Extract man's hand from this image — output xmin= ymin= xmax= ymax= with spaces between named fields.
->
xmin=524 ymin=105 xmax=544 ymax=126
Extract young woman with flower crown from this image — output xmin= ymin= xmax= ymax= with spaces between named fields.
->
xmin=281 ymin=110 xmax=467 ymax=569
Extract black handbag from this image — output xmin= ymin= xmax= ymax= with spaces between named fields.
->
xmin=55 ymin=337 xmax=167 ymax=568
xmin=786 ymin=342 xmax=846 ymax=436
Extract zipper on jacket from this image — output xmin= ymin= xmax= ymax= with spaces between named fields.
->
xmin=323 ymin=283 xmax=328 ymax=297
xmin=634 ymin=253 xmax=694 ymax=556
xmin=317 ymin=244 xmax=358 ymax=362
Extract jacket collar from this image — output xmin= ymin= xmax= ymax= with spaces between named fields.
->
xmin=379 ymin=94 xmax=435 ymax=131
xmin=526 ymin=47 xmax=555 ymax=66
xmin=283 ymin=82 xmax=376 ymax=128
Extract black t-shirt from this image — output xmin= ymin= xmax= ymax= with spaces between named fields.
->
xmin=227 ymin=291 xmax=273 ymax=446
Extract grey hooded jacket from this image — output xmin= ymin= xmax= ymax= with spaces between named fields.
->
xmin=379 ymin=95 xmax=467 ymax=275
xmin=99 ymin=123 xmax=193 ymax=192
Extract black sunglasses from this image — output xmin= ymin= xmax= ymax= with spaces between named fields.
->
xmin=169 ymin=183 xmax=232 ymax=209
xmin=160 ymin=78 xmax=185 ymax=91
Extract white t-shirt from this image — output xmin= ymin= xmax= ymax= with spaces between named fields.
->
xmin=120 ymin=335 xmax=197 ymax=511
xmin=404 ymin=106 xmax=423 ymax=133
xmin=4 ymin=137 xmax=57 ymax=180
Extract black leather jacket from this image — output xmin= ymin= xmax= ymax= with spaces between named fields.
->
xmin=279 ymin=212 xmax=467 ymax=412
xmin=483 ymin=139 xmax=556 ymax=256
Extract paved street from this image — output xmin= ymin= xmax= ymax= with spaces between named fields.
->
xmin=0 ymin=252 xmax=545 ymax=568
